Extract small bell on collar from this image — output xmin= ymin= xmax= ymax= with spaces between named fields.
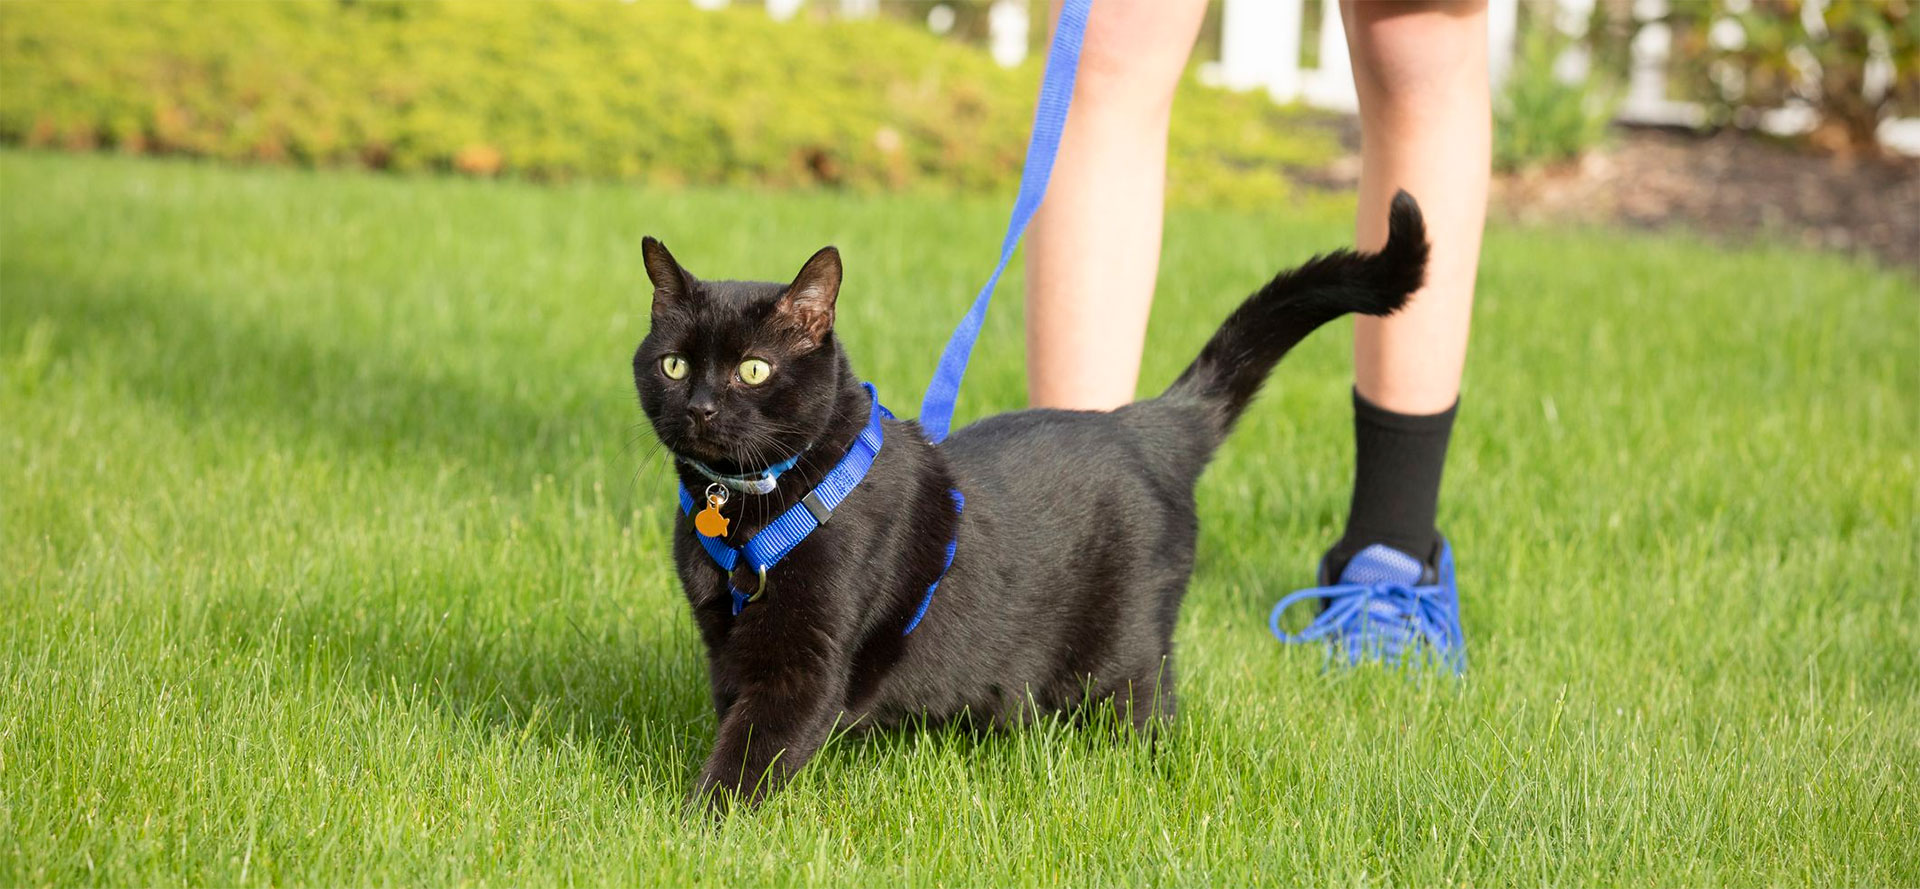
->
xmin=694 ymin=483 xmax=731 ymax=538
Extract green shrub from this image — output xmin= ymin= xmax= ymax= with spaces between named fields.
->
xmin=0 ymin=0 xmax=1340 ymax=206
xmin=1582 ymin=0 xmax=1916 ymax=158
xmin=1495 ymin=26 xmax=1617 ymax=171
xmin=1675 ymin=0 xmax=1918 ymax=157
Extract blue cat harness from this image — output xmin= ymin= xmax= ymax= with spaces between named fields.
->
xmin=676 ymin=384 xmax=963 ymax=634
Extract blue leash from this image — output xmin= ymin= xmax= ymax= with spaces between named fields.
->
xmin=917 ymin=0 xmax=1092 ymax=443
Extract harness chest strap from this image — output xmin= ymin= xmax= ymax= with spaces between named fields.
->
xmin=675 ymin=384 xmax=961 ymax=634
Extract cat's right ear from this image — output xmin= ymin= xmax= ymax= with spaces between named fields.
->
xmin=642 ymin=236 xmax=693 ymax=315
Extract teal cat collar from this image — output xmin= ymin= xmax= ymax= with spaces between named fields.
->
xmin=684 ymin=452 xmax=803 ymax=495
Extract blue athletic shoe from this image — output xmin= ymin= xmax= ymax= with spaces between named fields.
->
xmin=1268 ymin=539 xmax=1465 ymax=673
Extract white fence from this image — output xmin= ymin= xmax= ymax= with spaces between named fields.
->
xmin=1210 ymin=0 xmax=1519 ymax=112
xmin=1210 ymin=0 xmax=1915 ymax=153
xmin=702 ymin=0 xmax=1919 ymax=154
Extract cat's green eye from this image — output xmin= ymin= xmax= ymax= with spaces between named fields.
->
xmin=661 ymin=354 xmax=689 ymax=380
xmin=738 ymin=358 xmax=772 ymax=386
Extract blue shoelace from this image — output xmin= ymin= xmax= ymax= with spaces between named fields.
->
xmin=1269 ymin=577 xmax=1465 ymax=673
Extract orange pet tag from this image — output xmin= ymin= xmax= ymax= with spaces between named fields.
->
xmin=694 ymin=484 xmax=731 ymax=538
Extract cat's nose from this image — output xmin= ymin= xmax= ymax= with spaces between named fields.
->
xmin=687 ymin=400 xmax=720 ymax=424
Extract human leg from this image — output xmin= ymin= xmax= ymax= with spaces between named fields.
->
xmin=1273 ymin=0 xmax=1488 ymax=669
xmin=1331 ymin=0 xmax=1489 ymax=571
xmin=1024 ymin=0 xmax=1208 ymax=411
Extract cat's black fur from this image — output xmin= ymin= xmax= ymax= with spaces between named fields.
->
xmin=632 ymin=192 xmax=1428 ymax=808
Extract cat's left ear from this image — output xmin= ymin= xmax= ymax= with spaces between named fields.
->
xmin=775 ymin=246 xmax=841 ymax=346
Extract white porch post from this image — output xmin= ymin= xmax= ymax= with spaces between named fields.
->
xmin=1489 ymin=0 xmax=1520 ymax=87
xmin=1219 ymin=0 xmax=1304 ymax=101
xmin=1621 ymin=0 xmax=1707 ymax=125
xmin=1302 ymin=0 xmax=1357 ymax=111
xmin=988 ymin=0 xmax=1030 ymax=68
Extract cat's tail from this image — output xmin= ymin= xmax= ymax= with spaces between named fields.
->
xmin=1160 ymin=190 xmax=1428 ymax=444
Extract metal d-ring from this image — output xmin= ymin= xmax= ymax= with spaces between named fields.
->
xmin=748 ymin=563 xmax=769 ymax=602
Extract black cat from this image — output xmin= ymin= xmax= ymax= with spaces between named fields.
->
xmin=632 ymin=192 xmax=1428 ymax=808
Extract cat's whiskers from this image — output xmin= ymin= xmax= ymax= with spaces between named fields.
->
xmin=622 ymin=421 xmax=674 ymax=507
xmin=735 ymin=435 xmax=774 ymax=534
xmin=732 ymin=426 xmax=818 ymax=535
xmin=733 ymin=412 xmax=867 ymax=534
xmin=733 ymin=432 xmax=794 ymax=537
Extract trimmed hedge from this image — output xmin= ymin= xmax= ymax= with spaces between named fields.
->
xmin=0 ymin=1 xmax=1339 ymax=205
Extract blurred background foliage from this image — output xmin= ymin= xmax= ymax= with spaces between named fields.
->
xmin=1495 ymin=24 xmax=1620 ymax=171
xmin=0 ymin=0 xmax=1342 ymax=207
xmin=1676 ymin=0 xmax=1917 ymax=156
xmin=835 ymin=0 xmax=1914 ymax=169
xmin=1584 ymin=0 xmax=1916 ymax=157
xmin=1 ymin=0 xmax=1910 ymax=193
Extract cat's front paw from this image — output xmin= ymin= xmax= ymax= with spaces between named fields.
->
xmin=688 ymin=763 xmax=768 ymax=817
xmin=684 ymin=773 xmax=738 ymax=822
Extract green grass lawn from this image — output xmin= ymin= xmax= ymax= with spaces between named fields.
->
xmin=2 ymin=150 xmax=1914 ymax=886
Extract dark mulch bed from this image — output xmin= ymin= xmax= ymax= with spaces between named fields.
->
xmin=1302 ymin=121 xmax=1916 ymax=274
xmin=1492 ymin=128 xmax=1918 ymax=274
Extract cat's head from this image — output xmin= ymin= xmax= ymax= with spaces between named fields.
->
xmin=632 ymin=237 xmax=847 ymax=471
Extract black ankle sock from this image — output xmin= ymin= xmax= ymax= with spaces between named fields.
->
xmin=1326 ymin=388 xmax=1457 ymax=578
